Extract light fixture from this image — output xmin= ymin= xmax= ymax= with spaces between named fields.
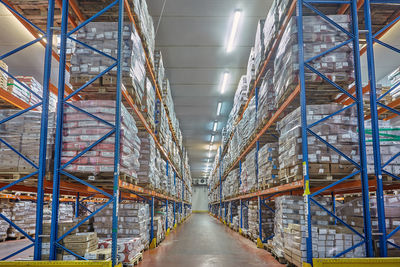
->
xmin=226 ymin=10 xmax=242 ymax=53
xmin=209 ymin=144 xmax=213 ymax=151
xmin=213 ymin=121 xmax=218 ymax=132
xmin=211 ymin=135 xmax=215 ymax=143
xmin=216 ymin=102 xmax=222 ymax=116
xmin=220 ymin=72 xmax=229 ymax=94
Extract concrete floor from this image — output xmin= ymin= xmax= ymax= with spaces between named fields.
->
xmin=0 ymin=214 xmax=283 ymax=266
xmin=141 ymin=213 xmax=283 ymax=267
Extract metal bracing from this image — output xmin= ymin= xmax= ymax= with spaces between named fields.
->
xmin=363 ymin=0 xmax=400 ymax=257
xmin=0 ymin=0 xmax=55 ymax=260
xmin=50 ymin=0 xmax=125 ymax=265
xmin=297 ymin=0 xmax=373 ymax=263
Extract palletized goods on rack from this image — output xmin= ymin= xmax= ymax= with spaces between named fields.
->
xmin=70 ymin=22 xmax=146 ymax=105
xmin=248 ymin=200 xmax=274 ymax=241
xmin=98 ymin=237 xmax=142 ymax=263
xmin=0 ymin=60 xmax=8 ymax=91
xmin=61 ymin=100 xmax=141 ymax=181
xmin=0 ymin=110 xmax=55 ymax=173
xmin=258 ymin=142 xmax=279 ymax=187
xmin=277 ymin=104 xmax=359 ymax=183
xmin=93 ymin=201 xmax=150 ymax=248
xmin=273 ymin=15 xmax=354 ymax=106
xmin=137 ymin=130 xmax=158 ymax=187
xmin=240 ymin=148 xmax=257 ymax=193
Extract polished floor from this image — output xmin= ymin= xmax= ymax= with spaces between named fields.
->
xmin=140 ymin=213 xmax=283 ymax=267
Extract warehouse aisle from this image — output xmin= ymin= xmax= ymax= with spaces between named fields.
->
xmin=141 ymin=213 xmax=283 ymax=267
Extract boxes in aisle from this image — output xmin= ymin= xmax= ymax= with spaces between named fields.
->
xmin=98 ymin=237 xmax=143 ymax=263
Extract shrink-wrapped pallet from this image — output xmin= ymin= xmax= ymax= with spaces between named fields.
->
xmin=61 ymin=100 xmax=141 ymax=180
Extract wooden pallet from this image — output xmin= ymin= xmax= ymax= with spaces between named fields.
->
xmin=122 ymin=253 xmax=143 ymax=267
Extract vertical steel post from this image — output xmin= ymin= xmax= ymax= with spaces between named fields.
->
xmin=240 ymin=199 xmax=243 ymax=230
xmin=331 ymin=192 xmax=336 ymax=225
xmin=363 ymin=0 xmax=387 ymax=257
xmin=256 ymin=141 xmax=260 ymax=189
xmin=50 ymin=0 xmax=69 ymax=260
xmin=34 ymin=0 xmax=55 ymax=260
xmin=173 ymin=201 xmax=176 ymax=227
xmin=150 ymin=197 xmax=155 ymax=245
xmin=230 ymin=201 xmax=233 ymax=224
xmin=296 ymin=1 xmax=312 ymax=264
xmin=239 ymin=160 xmax=242 ymax=186
xmin=258 ymin=196 xmax=262 ymax=241
xmin=111 ymin=1 xmax=125 ymax=265
xmin=350 ymin=0 xmax=373 ymax=256
xmin=75 ymin=193 xmax=80 ymax=218
xmin=166 ymin=199 xmax=169 ymax=231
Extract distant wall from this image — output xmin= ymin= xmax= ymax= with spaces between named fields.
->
xmin=192 ymin=185 xmax=208 ymax=211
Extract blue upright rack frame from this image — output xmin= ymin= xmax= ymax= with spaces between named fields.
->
xmin=297 ymin=0 xmax=373 ymax=263
xmin=50 ymin=0 xmax=125 ymax=265
xmin=363 ymin=0 xmax=400 ymax=257
xmin=0 ymin=0 xmax=55 ymax=260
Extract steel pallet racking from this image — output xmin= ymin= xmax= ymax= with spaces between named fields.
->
xmin=0 ymin=0 xmax=192 ymax=266
xmin=208 ymin=0 xmax=400 ymax=265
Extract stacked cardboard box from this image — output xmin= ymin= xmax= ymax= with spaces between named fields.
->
xmin=337 ymin=195 xmax=400 ymax=256
xmin=142 ymin=78 xmax=156 ymax=128
xmin=0 ymin=110 xmax=55 ymax=173
xmin=254 ymin=19 xmax=266 ymax=75
xmin=237 ymin=96 xmax=256 ymax=152
xmin=258 ymin=142 xmax=279 ymax=186
xmin=0 ymin=60 xmax=8 ymax=90
xmin=365 ymin=118 xmax=400 ymax=176
xmin=154 ymin=50 xmax=165 ymax=90
xmin=256 ymin=69 xmax=277 ymax=130
xmin=137 ymin=131 xmax=158 ymax=186
xmin=240 ymin=148 xmax=257 ymax=193
xmin=41 ymin=222 xmax=78 ymax=260
xmin=222 ymin=168 xmax=239 ymax=198
xmin=61 ymin=100 xmax=141 ymax=180
xmin=239 ymin=203 xmax=249 ymax=232
xmin=70 ymin=22 xmax=146 ymax=103
xmin=248 ymin=200 xmax=274 ymax=241
xmin=388 ymin=66 xmax=400 ymax=101
xmin=263 ymin=0 xmax=279 ymax=55
xmin=0 ymin=200 xmax=11 ymax=239
xmin=132 ymin=0 xmax=155 ymax=64
xmin=62 ymin=232 xmax=99 ymax=260
xmin=93 ymin=201 xmax=150 ymax=247
xmin=7 ymin=201 xmax=36 ymax=238
xmin=98 ymin=237 xmax=142 ymax=263
xmin=277 ymin=104 xmax=359 ymax=183
xmin=274 ymin=15 xmax=354 ymax=106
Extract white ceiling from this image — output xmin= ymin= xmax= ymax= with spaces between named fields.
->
xmin=147 ymin=0 xmax=273 ymax=179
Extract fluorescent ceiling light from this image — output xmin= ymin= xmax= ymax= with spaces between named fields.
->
xmin=226 ymin=10 xmax=242 ymax=53
xmin=211 ymin=135 xmax=215 ymax=143
xmin=216 ymin=102 xmax=222 ymax=116
xmin=220 ymin=72 xmax=229 ymax=94
xmin=213 ymin=121 xmax=218 ymax=132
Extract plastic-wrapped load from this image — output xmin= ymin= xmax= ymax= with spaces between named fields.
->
xmin=274 ymin=15 xmax=354 ymax=106
xmin=131 ymin=0 xmax=155 ymax=64
xmin=0 ymin=60 xmax=8 ymax=90
xmin=61 ymin=100 xmax=141 ymax=181
xmin=256 ymin=69 xmax=277 ymax=129
xmin=154 ymin=50 xmax=165 ymax=90
xmin=365 ymin=118 xmax=400 ymax=176
xmin=0 ymin=110 xmax=55 ymax=173
xmin=263 ymin=0 xmax=279 ymax=55
xmin=137 ymin=131 xmax=157 ymax=186
xmin=240 ymin=148 xmax=257 ymax=193
xmin=222 ymin=168 xmax=239 ymax=198
xmin=70 ymin=22 xmax=146 ymax=103
xmin=0 ymin=200 xmax=11 ymax=239
xmin=258 ymin=142 xmax=279 ymax=186
xmin=142 ymin=78 xmax=156 ymax=128
xmin=248 ymin=200 xmax=274 ymax=241
xmin=8 ymin=201 xmax=36 ymax=238
xmin=99 ymin=237 xmax=143 ymax=263
xmin=94 ymin=201 xmax=150 ymax=247
xmin=254 ymin=19 xmax=266 ymax=75
xmin=277 ymin=104 xmax=359 ymax=183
